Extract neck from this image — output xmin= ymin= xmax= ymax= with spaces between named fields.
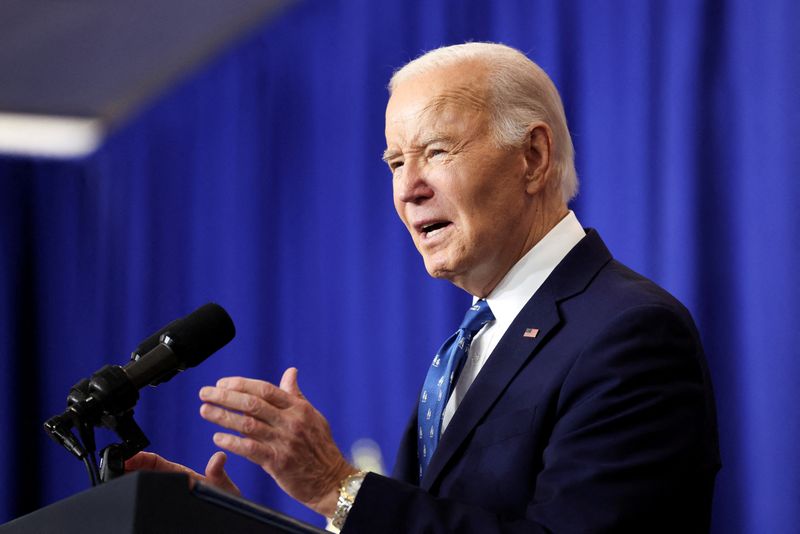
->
xmin=461 ymin=204 xmax=569 ymax=298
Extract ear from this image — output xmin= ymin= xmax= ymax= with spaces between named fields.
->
xmin=523 ymin=123 xmax=553 ymax=195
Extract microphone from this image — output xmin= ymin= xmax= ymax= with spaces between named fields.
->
xmin=53 ymin=303 xmax=235 ymax=425
xmin=44 ymin=303 xmax=235 ymax=481
xmin=125 ymin=302 xmax=235 ymax=389
xmin=129 ymin=317 xmax=181 ymax=385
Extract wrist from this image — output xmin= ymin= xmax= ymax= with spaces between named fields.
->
xmin=330 ymin=470 xmax=367 ymax=530
xmin=312 ymin=463 xmax=359 ymax=517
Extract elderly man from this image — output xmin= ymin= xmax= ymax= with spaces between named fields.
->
xmin=128 ymin=43 xmax=720 ymax=532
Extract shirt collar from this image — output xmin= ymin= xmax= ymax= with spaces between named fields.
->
xmin=475 ymin=211 xmax=586 ymax=329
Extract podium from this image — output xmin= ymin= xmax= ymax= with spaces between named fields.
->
xmin=0 ymin=472 xmax=327 ymax=533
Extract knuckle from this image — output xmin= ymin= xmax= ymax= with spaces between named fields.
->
xmin=241 ymin=415 xmax=257 ymax=434
xmin=244 ymin=395 xmax=260 ymax=413
xmin=258 ymin=382 xmax=274 ymax=400
xmin=241 ymin=439 xmax=258 ymax=456
xmin=298 ymin=402 xmax=315 ymax=418
xmin=218 ymin=407 xmax=231 ymax=424
xmin=218 ymin=408 xmax=231 ymax=424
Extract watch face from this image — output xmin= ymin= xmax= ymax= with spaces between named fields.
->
xmin=345 ymin=474 xmax=365 ymax=496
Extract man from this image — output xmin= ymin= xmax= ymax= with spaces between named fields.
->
xmin=128 ymin=43 xmax=720 ymax=532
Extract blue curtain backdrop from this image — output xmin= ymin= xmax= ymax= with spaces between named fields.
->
xmin=0 ymin=1 xmax=797 ymax=532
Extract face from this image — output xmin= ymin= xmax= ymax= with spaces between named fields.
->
xmin=384 ymin=63 xmax=541 ymax=296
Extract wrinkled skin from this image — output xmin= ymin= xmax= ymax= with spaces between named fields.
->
xmin=126 ymin=368 xmax=355 ymax=517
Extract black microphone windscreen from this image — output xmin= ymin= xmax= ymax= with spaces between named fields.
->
xmin=162 ymin=303 xmax=235 ymax=368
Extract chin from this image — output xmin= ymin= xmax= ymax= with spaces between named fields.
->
xmin=422 ymin=258 xmax=451 ymax=280
xmin=423 ymin=256 xmax=463 ymax=284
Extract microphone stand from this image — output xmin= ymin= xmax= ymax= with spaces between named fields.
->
xmin=98 ymin=410 xmax=149 ymax=482
xmin=44 ymin=369 xmax=150 ymax=487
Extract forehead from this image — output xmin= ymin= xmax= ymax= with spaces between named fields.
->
xmin=385 ymin=63 xmax=490 ymax=143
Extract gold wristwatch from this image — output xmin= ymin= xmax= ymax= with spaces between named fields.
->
xmin=331 ymin=470 xmax=367 ymax=530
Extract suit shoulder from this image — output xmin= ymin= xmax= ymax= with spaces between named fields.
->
xmin=589 ymin=259 xmax=692 ymax=316
xmin=558 ymin=258 xmax=702 ymax=349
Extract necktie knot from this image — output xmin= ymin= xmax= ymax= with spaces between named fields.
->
xmin=459 ymin=299 xmax=495 ymax=335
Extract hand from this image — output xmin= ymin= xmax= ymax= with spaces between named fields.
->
xmin=198 ymin=368 xmax=357 ymax=517
xmin=125 ymin=450 xmax=241 ymax=497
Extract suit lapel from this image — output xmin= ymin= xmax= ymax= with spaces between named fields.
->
xmin=392 ymin=406 xmax=422 ymax=484
xmin=420 ymin=230 xmax=612 ymax=490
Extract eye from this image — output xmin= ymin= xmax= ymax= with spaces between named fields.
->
xmin=389 ymin=160 xmax=404 ymax=172
xmin=427 ymin=148 xmax=446 ymax=159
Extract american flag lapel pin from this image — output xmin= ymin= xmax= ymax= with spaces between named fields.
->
xmin=523 ymin=327 xmax=539 ymax=338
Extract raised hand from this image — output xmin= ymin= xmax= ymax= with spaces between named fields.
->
xmin=198 ymin=367 xmax=357 ymax=516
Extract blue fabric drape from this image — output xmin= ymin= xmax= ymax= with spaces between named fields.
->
xmin=0 ymin=1 xmax=797 ymax=531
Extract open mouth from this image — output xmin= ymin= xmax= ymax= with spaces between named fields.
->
xmin=421 ymin=221 xmax=451 ymax=237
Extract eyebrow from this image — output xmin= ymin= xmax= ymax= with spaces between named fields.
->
xmin=381 ymin=148 xmax=399 ymax=163
xmin=381 ymin=135 xmax=456 ymax=164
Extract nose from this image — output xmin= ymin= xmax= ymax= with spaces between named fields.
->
xmin=394 ymin=163 xmax=433 ymax=204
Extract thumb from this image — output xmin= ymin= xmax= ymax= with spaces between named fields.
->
xmin=204 ymin=451 xmax=241 ymax=497
xmin=279 ymin=367 xmax=304 ymax=399
xmin=205 ymin=450 xmax=228 ymax=478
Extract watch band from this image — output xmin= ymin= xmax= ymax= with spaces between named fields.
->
xmin=331 ymin=470 xmax=367 ymax=530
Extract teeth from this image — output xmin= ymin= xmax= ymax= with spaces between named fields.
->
xmin=427 ymin=226 xmax=445 ymax=237
xmin=420 ymin=221 xmax=449 ymax=236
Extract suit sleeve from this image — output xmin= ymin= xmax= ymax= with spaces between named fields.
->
xmin=342 ymin=304 xmax=718 ymax=533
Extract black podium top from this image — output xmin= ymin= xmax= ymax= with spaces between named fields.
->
xmin=0 ymin=472 xmax=326 ymax=534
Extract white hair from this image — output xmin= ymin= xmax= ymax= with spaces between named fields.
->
xmin=389 ymin=42 xmax=578 ymax=203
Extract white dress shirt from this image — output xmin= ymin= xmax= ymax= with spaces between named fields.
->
xmin=441 ymin=211 xmax=586 ymax=431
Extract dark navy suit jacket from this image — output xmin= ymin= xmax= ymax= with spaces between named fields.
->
xmin=345 ymin=230 xmax=720 ymax=533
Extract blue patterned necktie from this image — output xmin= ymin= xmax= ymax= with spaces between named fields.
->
xmin=417 ymin=299 xmax=494 ymax=481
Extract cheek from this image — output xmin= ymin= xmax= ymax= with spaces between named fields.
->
xmin=393 ymin=196 xmax=420 ymax=245
xmin=458 ymin=185 xmax=525 ymax=243
xmin=391 ymin=187 xmax=406 ymax=222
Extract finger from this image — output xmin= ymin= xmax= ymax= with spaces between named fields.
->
xmin=204 ymin=451 xmax=242 ymax=497
xmin=199 ymin=386 xmax=282 ymax=424
xmin=279 ymin=367 xmax=304 ymax=399
xmin=125 ymin=451 xmax=159 ymax=471
xmin=205 ymin=451 xmax=228 ymax=477
xmin=124 ymin=451 xmax=150 ymax=471
xmin=214 ymin=376 xmax=294 ymax=409
xmin=124 ymin=451 xmax=203 ymax=481
xmin=212 ymin=432 xmax=276 ymax=469
xmin=200 ymin=403 xmax=281 ymax=438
